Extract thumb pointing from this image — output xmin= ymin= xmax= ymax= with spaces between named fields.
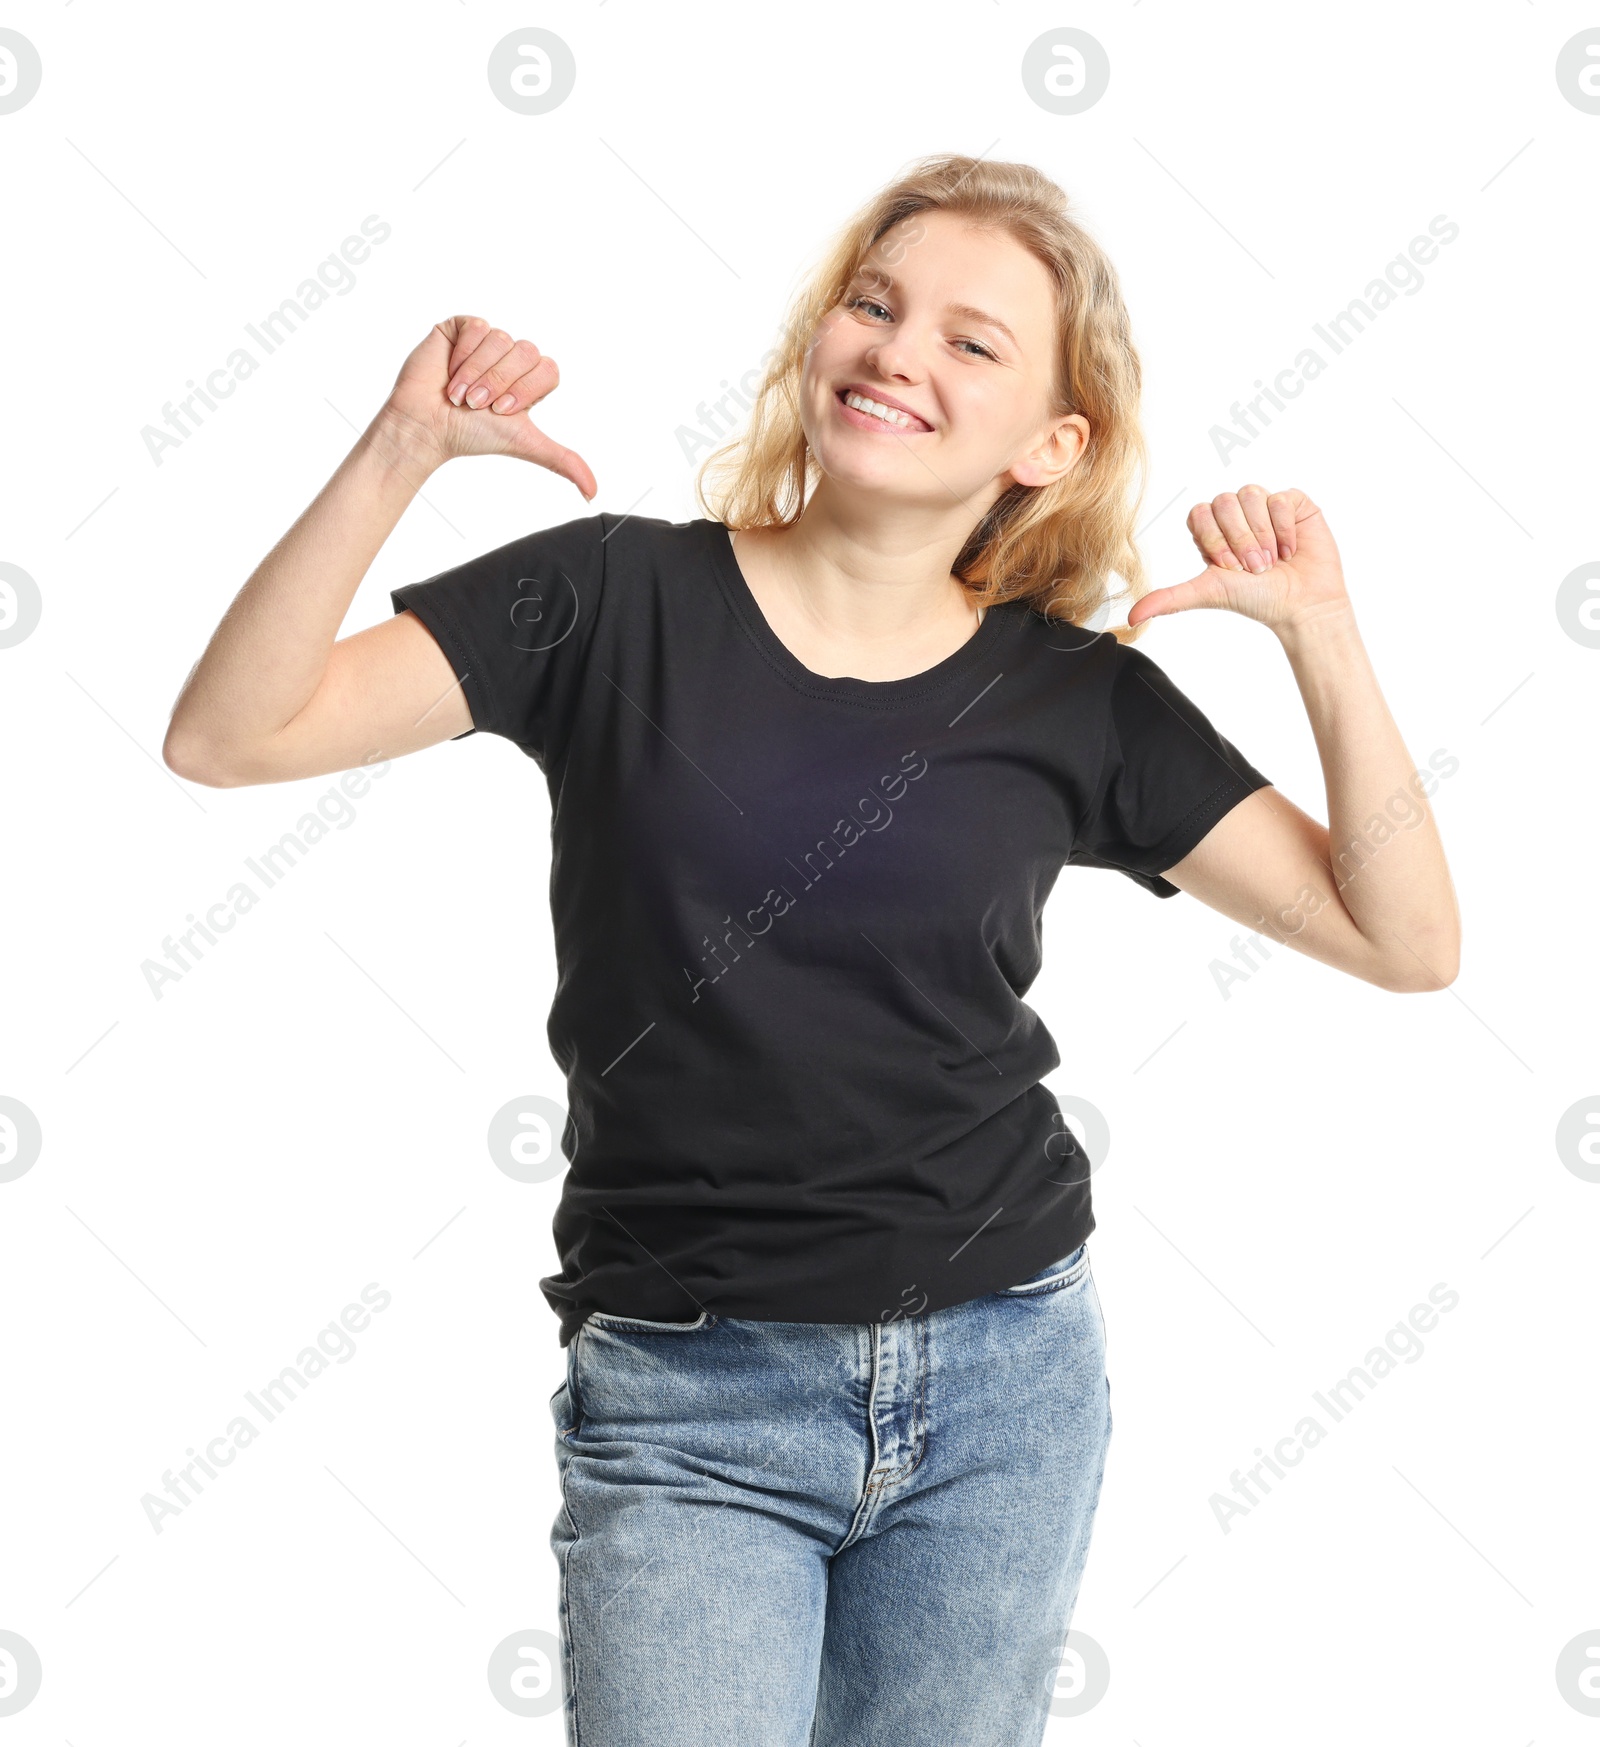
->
xmin=512 ymin=418 xmax=598 ymax=502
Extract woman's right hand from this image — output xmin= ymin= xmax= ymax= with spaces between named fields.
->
xmin=382 ymin=314 xmax=597 ymax=500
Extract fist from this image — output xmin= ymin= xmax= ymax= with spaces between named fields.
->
xmin=384 ymin=315 xmax=597 ymax=500
xmin=1129 ymin=484 xmax=1350 ymax=634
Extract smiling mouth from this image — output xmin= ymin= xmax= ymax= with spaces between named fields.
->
xmin=835 ymin=388 xmax=934 ymax=433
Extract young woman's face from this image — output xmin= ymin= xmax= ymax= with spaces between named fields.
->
xmin=801 ymin=209 xmax=1085 ymax=514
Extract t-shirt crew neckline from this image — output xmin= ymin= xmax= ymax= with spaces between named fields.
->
xmin=700 ymin=517 xmax=1007 ymax=708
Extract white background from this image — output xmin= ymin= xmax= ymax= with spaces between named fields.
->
xmin=2 ymin=1 xmax=1596 ymax=1740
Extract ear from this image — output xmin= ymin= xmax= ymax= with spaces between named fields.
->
xmin=1008 ymin=412 xmax=1089 ymax=489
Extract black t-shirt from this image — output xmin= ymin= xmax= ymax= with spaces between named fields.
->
xmin=391 ymin=513 xmax=1272 ymax=1346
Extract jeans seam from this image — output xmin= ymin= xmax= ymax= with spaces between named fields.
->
xmin=556 ymin=1343 xmax=583 ymax=1743
xmin=864 ymin=1316 xmax=929 ymax=1487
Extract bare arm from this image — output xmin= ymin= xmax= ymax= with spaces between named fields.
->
xmin=163 ymin=316 xmax=597 ymax=787
xmin=1136 ymin=486 xmax=1460 ymax=994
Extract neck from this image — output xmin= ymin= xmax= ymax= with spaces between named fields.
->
xmin=748 ymin=488 xmax=994 ymax=639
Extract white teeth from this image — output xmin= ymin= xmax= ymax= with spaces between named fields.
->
xmin=843 ymin=391 xmax=919 ymax=429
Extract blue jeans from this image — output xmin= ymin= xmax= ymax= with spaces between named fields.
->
xmin=547 ymin=1240 xmax=1112 ymax=1744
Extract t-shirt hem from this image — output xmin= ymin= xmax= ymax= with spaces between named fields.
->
xmin=545 ymin=1207 xmax=1098 ymax=1346
xmin=1143 ymin=768 xmax=1274 ymax=896
xmin=389 ymin=584 xmax=502 ymax=741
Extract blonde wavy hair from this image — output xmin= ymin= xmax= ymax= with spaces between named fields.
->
xmin=694 ymin=152 xmax=1151 ymax=640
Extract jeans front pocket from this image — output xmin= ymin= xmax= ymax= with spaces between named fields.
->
xmin=581 ymin=1307 xmax=718 ymax=1335
xmin=548 ymin=1339 xmax=581 ymax=1439
xmin=548 ymin=1378 xmax=575 ymax=1437
xmin=998 ymin=1240 xmax=1090 ymax=1297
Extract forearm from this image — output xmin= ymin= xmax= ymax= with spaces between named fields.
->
xmin=165 ymin=405 xmax=443 ymax=756
xmin=1275 ymin=603 xmax=1460 ymax=985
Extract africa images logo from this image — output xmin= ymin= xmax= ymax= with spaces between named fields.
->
xmin=682 ymin=750 xmax=929 ymax=1001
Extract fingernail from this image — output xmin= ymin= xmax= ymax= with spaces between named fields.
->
xmin=1245 ymin=549 xmax=1268 ymax=573
xmin=466 ymin=385 xmax=490 ymax=409
xmin=448 ymin=380 xmax=465 ymax=406
xmin=491 ymin=393 xmax=515 ymax=413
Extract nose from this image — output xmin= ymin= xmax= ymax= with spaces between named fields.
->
xmin=864 ymin=323 xmax=923 ymax=383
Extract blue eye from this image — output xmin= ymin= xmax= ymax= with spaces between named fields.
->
xmin=846 ymin=295 xmax=995 ymax=360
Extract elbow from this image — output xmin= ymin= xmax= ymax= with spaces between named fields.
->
xmin=162 ymin=722 xmax=246 ymax=788
xmin=1374 ymin=933 xmax=1461 ymax=993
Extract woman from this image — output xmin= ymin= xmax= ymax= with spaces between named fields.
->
xmin=163 ymin=154 xmax=1459 ymax=1744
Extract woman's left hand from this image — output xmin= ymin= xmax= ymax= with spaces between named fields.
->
xmin=1128 ymin=484 xmax=1352 ymax=634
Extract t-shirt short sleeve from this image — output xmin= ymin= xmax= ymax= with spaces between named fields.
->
xmin=1068 ymin=642 xmax=1273 ymax=898
xmin=389 ymin=513 xmax=606 ymax=769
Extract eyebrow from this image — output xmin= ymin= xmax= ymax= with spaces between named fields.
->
xmin=848 ymin=271 xmax=1019 ymax=349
